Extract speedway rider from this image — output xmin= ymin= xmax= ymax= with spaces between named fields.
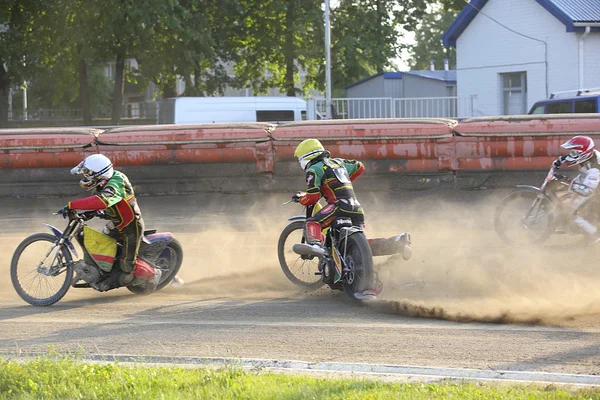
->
xmin=59 ymin=154 xmax=162 ymax=291
xmin=553 ymin=135 xmax=600 ymax=239
xmin=292 ymin=138 xmax=406 ymax=297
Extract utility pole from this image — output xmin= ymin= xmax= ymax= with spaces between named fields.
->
xmin=22 ymin=83 xmax=27 ymax=121
xmin=325 ymin=0 xmax=332 ymax=119
xmin=7 ymin=87 xmax=12 ymax=120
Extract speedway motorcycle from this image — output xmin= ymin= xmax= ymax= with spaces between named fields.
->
xmin=10 ymin=210 xmax=183 ymax=306
xmin=494 ymin=164 xmax=599 ymax=246
xmin=278 ymin=199 xmax=412 ymax=301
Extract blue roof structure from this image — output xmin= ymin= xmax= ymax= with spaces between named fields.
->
xmin=345 ymin=70 xmax=455 ymax=89
xmin=443 ymin=0 xmax=600 ymax=47
xmin=402 ymin=70 xmax=457 ymax=84
xmin=345 ymin=72 xmax=401 ymax=89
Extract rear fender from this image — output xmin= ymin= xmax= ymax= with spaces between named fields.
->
xmin=513 ymin=185 xmax=555 ymax=203
xmin=287 ymin=216 xmax=306 ymax=222
xmin=140 ymin=232 xmax=174 ymax=262
xmin=43 ymin=224 xmax=78 ymax=258
xmin=339 ymin=226 xmax=364 ymax=238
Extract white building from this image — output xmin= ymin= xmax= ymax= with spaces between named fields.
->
xmin=443 ymin=0 xmax=600 ymax=116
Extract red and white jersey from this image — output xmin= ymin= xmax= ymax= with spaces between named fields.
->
xmin=571 ymin=150 xmax=600 ymax=197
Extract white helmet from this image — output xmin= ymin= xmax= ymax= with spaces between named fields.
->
xmin=71 ymin=154 xmax=114 ymax=191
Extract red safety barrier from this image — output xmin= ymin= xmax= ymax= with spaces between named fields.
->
xmin=272 ymin=119 xmax=456 ymax=173
xmin=4 ymin=115 xmax=600 ymax=176
xmin=0 ymin=128 xmax=99 ymax=169
xmin=96 ymin=123 xmax=275 ymax=173
xmin=453 ymin=115 xmax=600 ymax=171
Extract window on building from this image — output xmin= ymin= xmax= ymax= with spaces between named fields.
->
xmin=256 ymin=110 xmax=294 ymax=122
xmin=501 ymin=72 xmax=527 ymax=115
xmin=547 ymin=101 xmax=572 ymax=114
xmin=574 ymin=99 xmax=597 ymax=113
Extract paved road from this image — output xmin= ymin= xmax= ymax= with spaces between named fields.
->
xmin=0 ymin=191 xmax=599 ymax=377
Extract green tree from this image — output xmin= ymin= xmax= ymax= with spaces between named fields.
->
xmin=0 ymin=0 xmax=109 ymax=125
xmin=440 ymin=0 xmax=464 ymax=13
xmin=232 ymin=0 xmax=324 ymax=96
xmin=331 ymin=0 xmax=427 ymax=91
xmin=408 ymin=5 xmax=458 ymax=70
xmin=43 ymin=0 xmax=106 ymax=125
xmin=135 ymin=0 xmax=242 ymax=99
xmin=0 ymin=1 xmax=52 ymax=127
xmin=88 ymin=0 xmax=152 ymax=124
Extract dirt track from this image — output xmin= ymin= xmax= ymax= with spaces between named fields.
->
xmin=0 ymin=190 xmax=599 ymax=375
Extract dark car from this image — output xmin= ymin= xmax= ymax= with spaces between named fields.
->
xmin=528 ymin=89 xmax=600 ymax=115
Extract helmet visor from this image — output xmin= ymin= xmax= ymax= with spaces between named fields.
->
xmin=299 ymin=158 xmax=310 ymax=170
xmin=568 ymin=149 xmax=579 ymax=158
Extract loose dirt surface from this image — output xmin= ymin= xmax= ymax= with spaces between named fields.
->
xmin=0 ymin=190 xmax=599 ymax=375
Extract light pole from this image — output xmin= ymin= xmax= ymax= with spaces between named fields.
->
xmin=325 ymin=0 xmax=332 ymax=119
xmin=22 ymin=83 xmax=27 ymax=121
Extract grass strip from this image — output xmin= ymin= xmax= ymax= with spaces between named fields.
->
xmin=0 ymin=358 xmax=599 ymax=399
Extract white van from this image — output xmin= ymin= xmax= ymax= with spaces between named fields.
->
xmin=158 ymin=96 xmax=307 ymax=124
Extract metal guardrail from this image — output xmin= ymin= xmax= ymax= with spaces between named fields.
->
xmin=313 ymin=96 xmax=475 ymax=120
xmin=8 ymin=102 xmax=158 ymax=121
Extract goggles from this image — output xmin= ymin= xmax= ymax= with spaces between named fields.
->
xmin=297 ymin=150 xmax=323 ymax=170
xmin=567 ymin=149 xmax=580 ymax=158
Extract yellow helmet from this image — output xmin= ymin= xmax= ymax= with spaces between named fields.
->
xmin=294 ymin=139 xmax=325 ymax=170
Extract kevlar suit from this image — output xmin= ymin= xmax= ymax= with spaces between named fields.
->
xmin=299 ymin=154 xmax=365 ymax=243
xmin=69 ymin=170 xmax=145 ymax=274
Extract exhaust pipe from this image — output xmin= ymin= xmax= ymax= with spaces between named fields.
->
xmin=293 ymin=243 xmax=326 ymax=257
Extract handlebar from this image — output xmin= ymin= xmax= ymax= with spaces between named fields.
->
xmin=54 ymin=209 xmax=104 ymax=221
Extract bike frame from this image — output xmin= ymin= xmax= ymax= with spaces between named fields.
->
xmin=286 ymin=201 xmax=363 ymax=284
xmin=42 ymin=213 xmax=114 ymax=276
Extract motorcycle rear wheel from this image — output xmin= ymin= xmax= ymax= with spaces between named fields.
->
xmin=127 ymin=238 xmax=183 ymax=295
xmin=340 ymin=232 xmax=375 ymax=301
xmin=494 ymin=189 xmax=555 ymax=245
xmin=10 ymin=233 xmax=73 ymax=306
xmin=277 ymin=221 xmax=324 ymax=289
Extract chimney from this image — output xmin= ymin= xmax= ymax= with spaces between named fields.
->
xmin=430 ymin=60 xmax=435 ymax=71
xmin=443 ymin=58 xmax=449 ymax=71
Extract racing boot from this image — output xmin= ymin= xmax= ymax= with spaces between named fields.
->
xmin=171 ymin=275 xmax=185 ymax=288
xmin=293 ymin=221 xmax=327 ymax=257
xmin=130 ymin=259 xmax=162 ymax=292
xmin=368 ymin=233 xmax=412 ymax=260
xmin=354 ymin=280 xmax=383 ymax=301
xmin=96 ymin=269 xmax=134 ymax=292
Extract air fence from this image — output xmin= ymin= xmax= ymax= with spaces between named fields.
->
xmin=0 ymin=114 xmax=599 ymax=197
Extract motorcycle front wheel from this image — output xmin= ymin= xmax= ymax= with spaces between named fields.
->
xmin=277 ymin=221 xmax=324 ymax=290
xmin=10 ymin=233 xmax=74 ymax=306
xmin=339 ymin=232 xmax=375 ymax=301
xmin=494 ymin=189 xmax=555 ymax=245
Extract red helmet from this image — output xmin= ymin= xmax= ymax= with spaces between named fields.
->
xmin=561 ymin=136 xmax=595 ymax=167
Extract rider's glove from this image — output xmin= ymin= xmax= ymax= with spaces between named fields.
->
xmin=553 ymin=156 xmax=566 ymax=169
xmin=553 ymin=173 xmax=568 ymax=181
xmin=291 ymin=192 xmax=304 ymax=203
xmin=56 ymin=205 xmax=70 ymax=218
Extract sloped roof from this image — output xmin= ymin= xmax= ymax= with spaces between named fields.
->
xmin=443 ymin=0 xmax=600 ymax=47
xmin=549 ymin=0 xmax=600 ymax=23
xmin=345 ymin=70 xmax=455 ymax=89
xmin=402 ymin=70 xmax=456 ymax=83
xmin=345 ymin=72 xmax=401 ymax=89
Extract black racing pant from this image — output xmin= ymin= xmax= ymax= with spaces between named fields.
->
xmin=107 ymin=217 xmax=145 ymax=274
xmin=307 ymin=198 xmax=365 ymax=229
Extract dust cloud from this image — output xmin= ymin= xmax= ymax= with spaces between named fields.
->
xmin=362 ymin=192 xmax=600 ymax=328
xmin=2 ymin=191 xmax=600 ymax=328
